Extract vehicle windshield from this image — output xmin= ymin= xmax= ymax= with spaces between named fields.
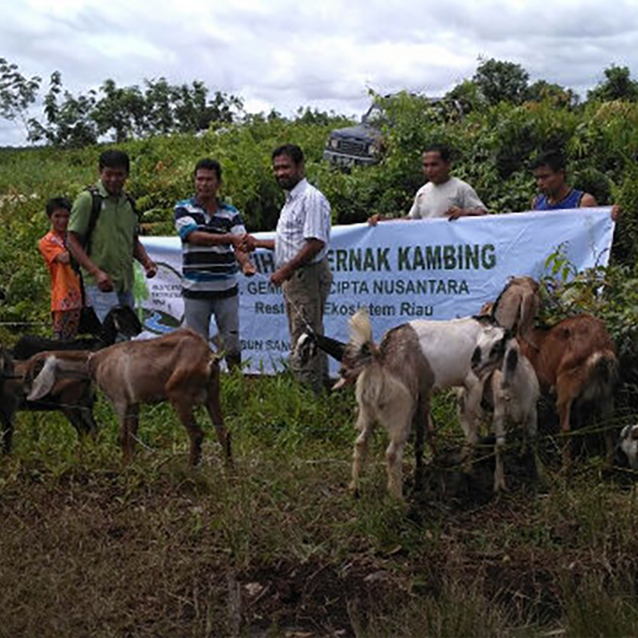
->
xmin=361 ymin=104 xmax=386 ymax=127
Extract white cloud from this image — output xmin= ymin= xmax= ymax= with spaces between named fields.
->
xmin=2 ymin=0 xmax=638 ymax=145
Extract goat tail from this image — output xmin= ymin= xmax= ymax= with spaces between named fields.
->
xmin=582 ymin=349 xmax=619 ymax=404
xmin=348 ymin=307 xmax=377 ymax=356
xmin=502 ymin=344 xmax=519 ymax=389
xmin=589 ymin=349 xmax=619 ymax=385
xmin=206 ymin=351 xmax=223 ymax=375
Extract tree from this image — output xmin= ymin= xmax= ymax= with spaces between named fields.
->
xmin=1 ymin=63 xmax=244 ymax=146
xmin=473 ymin=58 xmax=530 ymax=106
xmin=28 ymin=71 xmax=98 ymax=147
xmin=140 ymin=78 xmax=242 ymax=136
xmin=294 ymin=107 xmax=335 ymax=126
xmin=92 ymin=79 xmax=146 ymax=142
xmin=587 ymin=64 xmax=638 ymax=102
xmin=171 ymin=80 xmax=209 ymax=132
xmin=445 ymin=79 xmax=488 ymax=114
xmin=0 ymin=57 xmax=41 ymax=137
xmin=143 ymin=78 xmax=175 ymax=135
xmin=170 ymin=82 xmax=242 ymax=133
xmin=527 ymin=80 xmax=578 ymax=108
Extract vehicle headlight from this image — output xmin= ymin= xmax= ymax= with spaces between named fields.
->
xmin=368 ymin=144 xmax=376 ymax=155
xmin=330 ymin=138 xmax=339 ymax=149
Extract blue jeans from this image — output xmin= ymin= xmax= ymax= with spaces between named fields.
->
xmin=85 ymin=286 xmax=134 ymax=323
xmin=183 ymin=294 xmax=240 ymax=359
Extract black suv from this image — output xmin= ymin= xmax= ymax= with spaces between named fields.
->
xmin=322 ymin=103 xmax=384 ymax=167
xmin=323 ymin=97 xmax=463 ymax=167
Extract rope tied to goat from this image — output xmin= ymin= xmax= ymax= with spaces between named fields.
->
xmin=0 ymin=321 xmax=49 ymax=327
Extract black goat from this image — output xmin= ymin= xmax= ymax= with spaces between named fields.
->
xmin=12 ymin=305 xmax=142 ymax=360
xmin=1 ymin=352 xmax=96 ymax=453
xmin=0 ymin=305 xmax=141 ymax=452
xmin=295 ymin=331 xmax=347 ymax=367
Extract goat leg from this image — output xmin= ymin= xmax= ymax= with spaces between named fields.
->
xmin=172 ymin=401 xmax=205 ymax=466
xmin=461 ymin=380 xmax=484 ymax=473
xmin=382 ymin=396 xmax=415 ymax=499
xmin=61 ymin=405 xmax=98 ymax=440
xmin=205 ymin=385 xmax=232 ymax=468
xmin=492 ymin=398 xmax=507 ymax=493
xmin=188 ymin=422 xmax=205 ymax=467
xmin=350 ymin=408 xmax=373 ymax=497
xmin=385 ymin=431 xmax=409 ymax=499
xmin=0 ymin=410 xmax=14 ymax=454
xmin=118 ymin=403 xmax=140 ymax=462
xmin=522 ymin=405 xmax=544 ymax=485
xmin=602 ymin=397 xmax=615 ymax=466
xmin=412 ymin=399 xmax=431 ymax=493
xmin=557 ymin=398 xmax=573 ymax=470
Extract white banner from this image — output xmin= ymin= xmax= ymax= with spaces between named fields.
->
xmin=138 ymin=208 xmax=615 ymax=374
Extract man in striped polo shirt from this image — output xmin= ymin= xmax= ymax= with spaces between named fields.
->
xmin=246 ymin=144 xmax=333 ymax=394
xmin=174 ymin=158 xmax=255 ymax=370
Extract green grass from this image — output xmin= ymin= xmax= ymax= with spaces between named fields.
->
xmin=1 ymin=376 xmax=638 ymax=636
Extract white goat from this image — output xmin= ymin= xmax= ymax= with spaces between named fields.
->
xmin=26 ymin=328 xmax=231 ymax=466
xmin=338 ymin=308 xmax=514 ymax=498
xmin=486 ymin=339 xmax=540 ymax=492
xmin=616 ymin=425 xmax=638 ymax=470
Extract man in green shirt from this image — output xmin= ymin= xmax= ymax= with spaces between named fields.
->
xmin=67 ymin=150 xmax=157 ymax=322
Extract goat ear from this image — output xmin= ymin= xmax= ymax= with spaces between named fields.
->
xmin=120 ymin=306 xmax=142 ymax=337
xmin=332 ymin=377 xmax=348 ymax=390
xmin=26 ymin=356 xmax=58 ymax=401
xmin=505 ymin=347 xmax=519 ymax=372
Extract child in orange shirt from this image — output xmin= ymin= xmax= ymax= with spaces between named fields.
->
xmin=38 ymin=197 xmax=82 ymax=339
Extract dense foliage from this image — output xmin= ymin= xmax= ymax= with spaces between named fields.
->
xmin=3 ymin=93 xmax=638 ymax=342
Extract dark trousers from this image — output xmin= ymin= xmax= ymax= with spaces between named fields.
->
xmin=282 ymin=259 xmax=333 ymax=393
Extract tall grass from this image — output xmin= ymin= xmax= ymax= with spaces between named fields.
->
xmin=2 ymin=375 xmax=638 ymax=635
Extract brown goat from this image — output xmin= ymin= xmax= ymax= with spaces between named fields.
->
xmin=491 ymin=276 xmax=541 ymax=341
xmin=26 ymin=329 xmax=231 ymax=466
xmin=519 ymin=314 xmax=618 ymax=466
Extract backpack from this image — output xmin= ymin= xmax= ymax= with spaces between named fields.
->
xmin=70 ymin=186 xmax=137 ymax=274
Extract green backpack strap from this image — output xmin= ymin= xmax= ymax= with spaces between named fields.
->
xmin=69 ymin=187 xmax=103 ymax=274
xmin=83 ymin=185 xmax=104 ymax=257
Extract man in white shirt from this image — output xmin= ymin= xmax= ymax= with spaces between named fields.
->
xmin=369 ymin=143 xmax=487 ymax=224
xmin=246 ymin=144 xmax=332 ymax=394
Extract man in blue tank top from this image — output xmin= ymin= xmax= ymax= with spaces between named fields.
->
xmin=530 ymin=151 xmax=597 ymax=210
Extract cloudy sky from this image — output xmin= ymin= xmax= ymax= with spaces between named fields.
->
xmin=2 ymin=0 xmax=638 ymax=146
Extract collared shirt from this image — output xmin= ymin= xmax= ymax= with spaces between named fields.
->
xmin=275 ymin=178 xmax=331 ymax=267
xmin=408 ymin=177 xmax=485 ymax=219
xmin=69 ymin=181 xmax=138 ymax=293
xmin=174 ymin=197 xmax=246 ymax=298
